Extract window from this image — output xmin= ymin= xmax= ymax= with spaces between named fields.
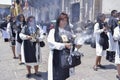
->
xmin=71 ymin=3 xmax=80 ymax=23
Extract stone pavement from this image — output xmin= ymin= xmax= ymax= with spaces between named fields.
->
xmin=0 ymin=34 xmax=117 ymax=80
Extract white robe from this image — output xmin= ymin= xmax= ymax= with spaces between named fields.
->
xmin=47 ymin=28 xmax=79 ymax=80
xmin=6 ymin=22 xmax=16 ymax=39
xmin=19 ymin=26 xmax=45 ymax=66
xmin=47 ymin=29 xmax=65 ymax=80
xmin=113 ymin=26 xmax=120 ymax=64
xmin=107 ymin=32 xmax=116 ymax=51
xmin=94 ymin=23 xmax=106 ymax=56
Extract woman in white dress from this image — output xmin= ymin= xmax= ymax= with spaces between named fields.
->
xmin=47 ymin=13 xmax=81 ymax=80
xmin=7 ymin=16 xmax=18 ymax=59
xmin=16 ymin=14 xmax=26 ymax=65
xmin=19 ymin=16 xmax=44 ymax=78
xmin=93 ymin=13 xmax=109 ymax=71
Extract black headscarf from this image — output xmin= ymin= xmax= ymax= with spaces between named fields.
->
xmin=54 ymin=12 xmax=69 ymax=42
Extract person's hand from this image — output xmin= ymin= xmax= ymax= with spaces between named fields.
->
xmin=26 ymin=35 xmax=32 ymax=40
xmin=65 ymin=43 xmax=71 ymax=49
xmin=75 ymin=45 xmax=82 ymax=49
xmin=103 ymin=27 xmax=107 ymax=31
xmin=72 ymin=34 xmax=77 ymax=38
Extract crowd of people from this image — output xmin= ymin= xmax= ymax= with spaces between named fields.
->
xmin=93 ymin=10 xmax=120 ymax=80
xmin=0 ymin=14 xmax=46 ymax=78
xmin=1 ymin=9 xmax=120 ymax=80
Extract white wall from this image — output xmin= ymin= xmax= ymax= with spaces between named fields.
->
xmin=102 ymin=0 xmax=120 ymax=14
xmin=0 ymin=0 xmax=11 ymax=5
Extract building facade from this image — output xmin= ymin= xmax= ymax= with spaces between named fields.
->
xmin=12 ymin=0 xmax=120 ymax=28
xmin=62 ymin=0 xmax=120 ymax=28
xmin=23 ymin=0 xmax=62 ymax=23
xmin=62 ymin=0 xmax=95 ymax=27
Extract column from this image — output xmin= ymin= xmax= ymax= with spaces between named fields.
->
xmin=80 ymin=0 xmax=84 ymax=22
xmin=62 ymin=0 xmax=65 ymax=11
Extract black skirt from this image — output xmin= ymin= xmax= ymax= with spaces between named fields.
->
xmin=53 ymin=49 xmax=69 ymax=80
xmin=23 ymin=40 xmax=38 ymax=63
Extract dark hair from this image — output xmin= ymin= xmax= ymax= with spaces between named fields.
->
xmin=111 ymin=10 xmax=117 ymax=16
xmin=26 ymin=16 xmax=35 ymax=24
xmin=97 ymin=13 xmax=105 ymax=23
xmin=17 ymin=14 xmax=25 ymax=21
xmin=56 ymin=12 xmax=69 ymax=27
xmin=55 ymin=12 xmax=69 ymax=32
xmin=55 ymin=12 xmax=69 ymax=42
xmin=16 ymin=14 xmax=26 ymax=25
xmin=9 ymin=16 xmax=16 ymax=22
xmin=16 ymin=0 xmax=20 ymax=5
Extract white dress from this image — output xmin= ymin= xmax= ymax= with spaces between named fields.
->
xmin=6 ymin=23 xmax=12 ymax=39
xmin=20 ymin=25 xmax=45 ymax=66
xmin=47 ymin=28 xmax=66 ymax=80
xmin=6 ymin=22 xmax=16 ymax=46
xmin=107 ymin=32 xmax=116 ymax=51
xmin=94 ymin=23 xmax=106 ymax=56
xmin=47 ymin=28 xmax=80 ymax=80
xmin=113 ymin=26 xmax=120 ymax=64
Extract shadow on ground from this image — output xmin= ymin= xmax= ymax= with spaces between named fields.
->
xmin=102 ymin=64 xmax=116 ymax=70
xmin=28 ymin=71 xmax=48 ymax=80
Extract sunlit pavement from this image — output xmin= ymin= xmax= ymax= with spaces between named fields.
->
xmin=0 ymin=34 xmax=117 ymax=80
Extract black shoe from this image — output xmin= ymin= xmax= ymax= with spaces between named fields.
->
xmin=19 ymin=62 xmax=25 ymax=65
xmin=26 ymin=74 xmax=32 ymax=78
xmin=97 ymin=65 xmax=106 ymax=69
xmin=116 ymin=75 xmax=120 ymax=80
xmin=13 ymin=57 xmax=19 ymax=59
xmin=34 ymin=73 xmax=41 ymax=77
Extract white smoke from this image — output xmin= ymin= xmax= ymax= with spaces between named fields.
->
xmin=74 ymin=32 xmax=92 ymax=45
xmin=74 ymin=21 xmax=94 ymax=45
xmin=23 ymin=0 xmax=61 ymax=22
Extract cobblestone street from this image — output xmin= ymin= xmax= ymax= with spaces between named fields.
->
xmin=0 ymin=34 xmax=117 ymax=80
